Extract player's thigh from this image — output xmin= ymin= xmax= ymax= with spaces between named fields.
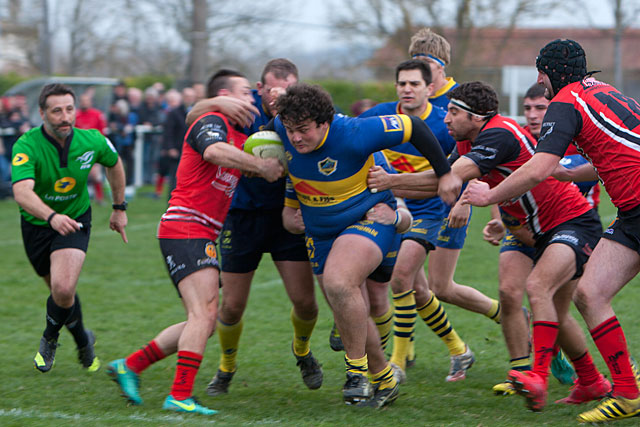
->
xmin=578 ymin=237 xmax=640 ymax=303
xmin=178 ymin=267 xmax=220 ymax=317
xmin=49 ymin=248 xmax=86 ymax=293
xmin=324 ymin=234 xmax=384 ymax=288
xmin=426 ymin=246 xmax=461 ymax=291
xmin=393 ymin=238 xmax=428 ymax=281
xmin=528 ymin=242 xmax=577 ymax=296
xmin=275 ymin=260 xmax=315 ymax=305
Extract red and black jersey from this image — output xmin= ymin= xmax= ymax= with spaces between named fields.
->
xmin=536 ymin=78 xmax=640 ymax=211
xmin=454 ymin=115 xmax=592 ymax=236
xmin=157 ymin=112 xmax=246 ymax=240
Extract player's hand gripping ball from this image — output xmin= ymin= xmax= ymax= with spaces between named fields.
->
xmin=243 ymin=131 xmax=288 ymax=173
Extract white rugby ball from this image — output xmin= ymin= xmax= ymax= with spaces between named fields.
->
xmin=243 ymin=130 xmax=287 ymax=173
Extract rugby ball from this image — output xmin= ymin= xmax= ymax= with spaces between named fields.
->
xmin=243 ymin=130 xmax=287 ymax=173
xmin=559 ymin=154 xmax=597 ymax=193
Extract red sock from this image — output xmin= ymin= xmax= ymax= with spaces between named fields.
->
xmin=94 ymin=182 xmax=104 ymax=202
xmin=591 ymin=316 xmax=639 ymax=399
xmin=552 ymin=344 xmax=560 ymax=357
xmin=532 ymin=321 xmax=559 ymax=382
xmin=170 ymin=351 xmax=203 ymax=400
xmin=571 ymin=351 xmax=600 ymax=386
xmin=125 ymin=340 xmax=165 ymax=374
xmin=155 ymin=176 xmax=165 ymax=196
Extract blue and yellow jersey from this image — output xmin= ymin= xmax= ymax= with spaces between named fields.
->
xmin=430 ymin=77 xmax=458 ymax=111
xmin=360 ymin=101 xmax=455 ymax=218
xmin=278 ymin=114 xmax=411 ymax=238
xmin=231 ymin=89 xmax=285 ymax=211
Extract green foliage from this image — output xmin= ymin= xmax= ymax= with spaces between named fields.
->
xmin=312 ymin=80 xmax=396 ymax=114
xmin=123 ymin=75 xmax=175 ymax=91
xmin=0 ymin=72 xmax=31 ymax=96
xmin=0 ymin=189 xmax=638 ymax=426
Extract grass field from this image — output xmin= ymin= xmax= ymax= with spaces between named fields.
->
xmin=1 ymin=188 xmax=639 ymax=426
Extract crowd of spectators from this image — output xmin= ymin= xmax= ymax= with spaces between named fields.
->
xmin=0 ymin=81 xmax=201 ymax=200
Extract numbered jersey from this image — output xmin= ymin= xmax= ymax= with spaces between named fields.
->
xmin=536 ymin=78 xmax=640 ymax=211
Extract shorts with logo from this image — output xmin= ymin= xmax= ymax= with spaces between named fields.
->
xmin=220 ymin=208 xmax=308 ymax=274
xmin=368 ymin=233 xmax=401 ymax=283
xmin=21 ymin=207 xmax=91 ymax=277
xmin=500 ymin=230 xmax=536 ymax=260
xmin=602 ymin=203 xmax=640 ymax=254
xmin=159 ymin=238 xmax=220 ymax=295
xmin=403 ymin=214 xmax=468 ymax=252
xmin=306 ymin=220 xmax=397 ymax=276
xmin=534 ymin=209 xmax=602 ymax=279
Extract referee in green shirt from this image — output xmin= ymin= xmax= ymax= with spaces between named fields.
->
xmin=11 ymin=83 xmax=127 ymax=373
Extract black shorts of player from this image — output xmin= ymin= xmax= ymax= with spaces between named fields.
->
xmin=159 ymin=238 xmax=220 ymax=296
xmin=534 ymin=208 xmax=602 ymax=280
xmin=21 ymin=207 xmax=92 ymax=277
xmin=220 ymin=208 xmax=308 ymax=274
xmin=602 ymin=203 xmax=640 ymax=254
xmin=402 ymin=236 xmax=435 ymax=254
xmin=368 ymin=264 xmax=393 ymax=283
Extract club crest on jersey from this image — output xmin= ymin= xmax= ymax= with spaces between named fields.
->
xmin=317 ymin=157 xmax=338 ymax=176
xmin=205 ymin=242 xmax=217 ymax=258
xmin=12 ymin=153 xmax=29 ymax=166
xmin=380 ymin=115 xmax=404 ymax=132
xmin=54 ymin=177 xmax=76 ymax=193
xmin=76 ymin=151 xmax=95 ymax=169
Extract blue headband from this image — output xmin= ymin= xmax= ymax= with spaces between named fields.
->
xmin=412 ymin=53 xmax=446 ymax=67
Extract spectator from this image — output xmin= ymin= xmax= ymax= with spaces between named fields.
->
xmin=161 ymin=87 xmax=195 ymax=199
xmin=138 ymin=87 xmax=165 ymax=184
xmin=109 ymin=99 xmax=136 ymax=186
xmin=76 ymin=92 xmax=108 ymax=203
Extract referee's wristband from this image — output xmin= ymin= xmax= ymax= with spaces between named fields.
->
xmin=46 ymin=212 xmax=57 ymax=226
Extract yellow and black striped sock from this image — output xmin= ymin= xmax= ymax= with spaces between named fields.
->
xmin=510 ymin=355 xmax=531 ymax=371
xmin=291 ymin=308 xmax=317 ymax=357
xmin=372 ymin=306 xmax=393 ymax=351
xmin=369 ymin=363 xmax=397 ymax=390
xmin=486 ymin=299 xmax=501 ymax=324
xmin=345 ymin=354 xmax=368 ymax=375
xmin=217 ymin=318 xmax=243 ymax=373
xmin=390 ymin=290 xmax=417 ymax=370
xmin=417 ymin=293 xmax=466 ymax=356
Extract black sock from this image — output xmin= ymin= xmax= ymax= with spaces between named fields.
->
xmin=43 ymin=295 xmax=73 ymax=341
xmin=65 ymin=294 xmax=88 ymax=348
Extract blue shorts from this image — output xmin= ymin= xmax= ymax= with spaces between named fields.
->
xmin=500 ymin=230 xmax=536 ymax=260
xmin=403 ymin=214 xmax=469 ymax=251
xmin=220 ymin=208 xmax=308 ymax=273
xmin=306 ymin=220 xmax=397 ymax=275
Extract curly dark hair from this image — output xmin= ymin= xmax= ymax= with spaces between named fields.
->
xmin=276 ymin=83 xmax=335 ymax=126
xmin=447 ymin=81 xmax=498 ymax=118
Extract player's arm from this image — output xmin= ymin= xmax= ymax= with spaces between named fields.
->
xmin=13 ymin=179 xmax=82 ymax=236
xmin=282 ymin=206 xmax=305 ymax=234
xmin=552 ymin=162 xmax=598 ymax=182
xmin=104 ymin=157 xmax=128 ymax=243
xmin=193 ymin=115 xmax=284 ymax=182
xmin=483 ymin=205 xmax=505 ymax=246
xmin=186 ymin=96 xmax=259 ymax=127
xmin=462 ymin=152 xmax=561 ymax=206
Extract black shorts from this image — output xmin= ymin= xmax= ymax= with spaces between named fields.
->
xmin=21 ymin=208 xmax=92 ymax=277
xmin=159 ymin=238 xmax=220 ymax=294
xmin=602 ymin=203 xmax=640 ymax=254
xmin=220 ymin=209 xmax=308 ymax=274
xmin=534 ymin=209 xmax=602 ymax=280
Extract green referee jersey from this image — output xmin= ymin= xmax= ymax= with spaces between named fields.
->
xmin=11 ymin=126 xmax=119 ymax=226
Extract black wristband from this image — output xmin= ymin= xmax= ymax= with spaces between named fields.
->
xmin=112 ymin=201 xmax=128 ymax=211
xmin=46 ymin=212 xmax=57 ymax=225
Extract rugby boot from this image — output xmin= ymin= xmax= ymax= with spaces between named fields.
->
xmin=206 ymin=369 xmax=234 ymax=397
xmin=508 ymin=370 xmax=548 ymax=412
xmin=162 ymin=395 xmax=217 ymax=415
xmin=555 ymin=374 xmax=612 ymax=404
xmin=34 ymin=336 xmax=58 ymax=373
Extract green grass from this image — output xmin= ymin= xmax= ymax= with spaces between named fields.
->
xmin=0 ymin=188 xmax=639 ymax=426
